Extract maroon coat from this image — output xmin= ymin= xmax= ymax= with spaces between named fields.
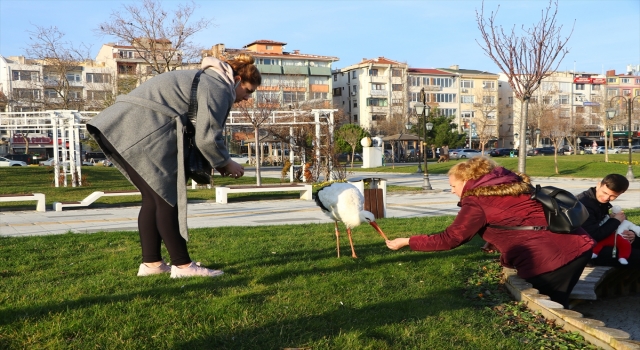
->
xmin=409 ymin=168 xmax=594 ymax=279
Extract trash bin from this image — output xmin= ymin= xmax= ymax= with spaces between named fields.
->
xmin=348 ymin=177 xmax=387 ymax=218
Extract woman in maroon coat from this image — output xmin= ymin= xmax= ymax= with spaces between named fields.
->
xmin=386 ymin=157 xmax=594 ymax=308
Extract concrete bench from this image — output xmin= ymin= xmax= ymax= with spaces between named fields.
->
xmin=53 ymin=190 xmax=141 ymax=211
xmin=569 ymin=266 xmax=616 ymax=301
xmin=215 ymin=184 xmax=313 ymax=204
xmin=0 ymin=193 xmax=46 ymax=212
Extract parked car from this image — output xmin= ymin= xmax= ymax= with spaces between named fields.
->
xmin=3 ymin=153 xmax=33 ymax=165
xmin=616 ymin=146 xmax=629 ymax=153
xmin=40 ymin=157 xmax=56 ymax=166
xmin=596 ymin=146 xmax=618 ymax=154
xmin=527 ymin=147 xmax=558 ymax=156
xmin=488 ymin=148 xmax=518 ymax=157
xmin=0 ymin=156 xmax=27 ymax=166
xmin=631 ymin=145 xmax=640 ymax=153
xmin=450 ymin=149 xmax=482 ymax=159
xmin=336 ymin=152 xmax=362 ymax=162
xmin=230 ymin=153 xmax=249 ymax=164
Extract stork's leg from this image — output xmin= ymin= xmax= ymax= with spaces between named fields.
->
xmin=334 ymin=221 xmax=341 ymax=258
xmin=347 ymin=227 xmax=357 ymax=258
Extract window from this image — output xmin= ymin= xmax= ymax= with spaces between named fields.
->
xmin=14 ymin=89 xmax=40 ymax=99
xmin=371 ymin=83 xmax=385 ymax=90
xmin=353 ymin=101 xmax=357 ymax=107
xmin=66 ymin=73 xmax=81 ymax=82
xmin=258 ymin=58 xmax=278 ymax=65
xmin=592 ymin=84 xmax=600 ymax=91
xmin=266 ymin=45 xmax=273 ymax=50
xmin=482 ymin=96 xmax=495 ymax=105
xmin=311 ymin=77 xmax=328 ymax=85
xmin=392 ymin=69 xmax=402 ymax=77
xmin=437 ymin=108 xmax=457 ymax=117
xmin=559 ymin=82 xmax=571 ymax=92
xmin=636 ymin=79 xmax=640 ymax=84
xmin=118 ymin=65 xmax=135 ymax=74
xmin=12 ymin=70 xmax=39 ymax=81
xmin=333 ymin=88 xmax=342 ymax=96
xmin=261 ymin=75 xmax=281 ymax=87
xmin=283 ymin=91 xmax=305 ymax=103
xmin=621 ymin=78 xmax=630 ymax=83
xmin=541 ymin=82 xmax=555 ymax=91
xmin=434 ymin=78 xmax=453 ymax=88
xmin=353 ymin=85 xmax=357 ymax=92
xmin=392 ymin=98 xmax=402 ymax=106
xmin=543 ymin=96 xmax=552 ymax=104
xmin=86 ymin=73 xmax=111 ymax=83
xmin=368 ymin=69 xmax=378 ymax=76
xmin=371 ymin=114 xmax=386 ymax=121
xmin=461 ymin=95 xmax=474 ymax=103
xmin=461 ymin=80 xmax=474 ymax=88
xmin=423 ymin=77 xmax=429 ymax=86
xmin=482 ymin=81 xmax=495 ymax=90
xmin=392 ymin=84 xmax=403 ymax=91
xmin=333 ymin=74 xmax=337 ymax=81
xmin=256 ymin=91 xmax=280 ymax=103
xmin=44 ymin=89 xmax=58 ymax=98
xmin=411 ymin=92 xmax=419 ymax=102
xmin=68 ymin=90 xmax=81 ymax=99
xmin=434 ymin=93 xmax=456 ymax=103
xmin=353 ymin=114 xmax=358 ymax=122
xmin=508 ymin=97 xmax=513 ymax=105
xmin=607 ymin=89 xmax=618 ymax=97
xmin=366 ymin=98 xmax=388 ymax=106
xmin=283 ymin=59 xmax=304 ymax=66
xmin=558 ymin=95 xmax=569 ymax=104
xmin=410 ymin=76 xmax=421 ymax=86
xmin=576 ymin=106 xmax=585 ymax=113
xmin=530 ymin=96 xmax=538 ymax=104
xmin=352 ymin=71 xmax=356 ymax=78
xmin=623 ymin=89 xmax=631 ymax=96
xmin=312 ymin=92 xmax=328 ymax=100
xmin=559 ymin=109 xmax=570 ymax=118
xmin=607 ymin=78 xmax=617 ymax=83
xmin=575 ymin=84 xmax=585 ymax=90
xmin=309 ymin=61 xmax=329 ymax=67
xmin=86 ymin=90 xmax=111 ymax=101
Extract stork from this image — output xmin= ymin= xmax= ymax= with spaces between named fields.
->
xmin=315 ymin=182 xmax=389 ymax=258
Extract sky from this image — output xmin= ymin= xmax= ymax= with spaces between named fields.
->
xmin=1 ymin=0 xmax=639 ymax=75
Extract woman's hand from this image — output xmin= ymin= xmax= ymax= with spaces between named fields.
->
xmin=386 ymin=238 xmax=410 ymax=250
xmin=216 ymin=161 xmax=245 ymax=179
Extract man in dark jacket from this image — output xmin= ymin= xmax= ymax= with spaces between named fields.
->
xmin=577 ymin=174 xmax=639 ymax=267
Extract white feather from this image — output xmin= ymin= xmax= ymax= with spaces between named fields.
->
xmin=318 ymin=182 xmax=374 ymax=228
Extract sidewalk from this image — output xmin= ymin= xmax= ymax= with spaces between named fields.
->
xmin=1 ymin=170 xmax=638 ymax=238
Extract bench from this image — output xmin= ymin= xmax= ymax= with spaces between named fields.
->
xmin=569 ymin=266 xmax=616 ymax=300
xmin=215 ymin=184 xmax=313 ymax=204
xmin=0 ymin=193 xmax=46 ymax=212
xmin=53 ymin=190 xmax=141 ymax=211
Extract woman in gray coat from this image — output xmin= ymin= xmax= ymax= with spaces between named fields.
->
xmin=87 ymin=54 xmax=261 ymax=278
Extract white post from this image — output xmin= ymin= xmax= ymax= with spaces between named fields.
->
xmin=52 ymin=114 xmax=60 ymax=187
xmin=314 ymin=110 xmax=321 ymax=181
xmin=328 ymin=110 xmax=335 ymax=181
xmin=289 ymin=126 xmax=294 ymax=183
xmin=67 ymin=112 xmax=77 ymax=187
xmin=72 ymin=112 xmax=83 ymax=187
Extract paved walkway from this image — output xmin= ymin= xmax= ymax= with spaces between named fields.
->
xmin=1 ymin=170 xmax=638 ymax=237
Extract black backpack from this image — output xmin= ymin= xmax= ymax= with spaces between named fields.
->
xmin=489 ymin=184 xmax=589 ymax=233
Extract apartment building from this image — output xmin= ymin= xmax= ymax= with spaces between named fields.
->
xmin=604 ymin=68 xmax=640 ymax=142
xmin=0 ymin=55 xmax=113 ymax=112
xmin=95 ymin=39 xmax=182 ymax=94
xmin=332 ymin=57 xmax=408 ymax=131
xmin=203 ymin=40 xmax=338 ymax=109
xmin=437 ymin=65 xmax=500 ymax=147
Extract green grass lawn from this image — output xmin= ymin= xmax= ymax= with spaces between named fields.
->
xmin=357 ymin=153 xmax=640 ymax=178
xmin=6 ymin=210 xmax=633 ymax=349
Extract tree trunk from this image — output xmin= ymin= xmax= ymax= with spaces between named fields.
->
xmin=518 ymin=99 xmax=530 ymax=173
xmin=254 ymin=127 xmax=261 ymax=186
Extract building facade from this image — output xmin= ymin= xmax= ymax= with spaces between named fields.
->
xmin=203 ymin=40 xmax=338 ymax=109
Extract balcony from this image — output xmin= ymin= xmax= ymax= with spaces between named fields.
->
xmin=370 ymin=90 xmax=388 ymax=97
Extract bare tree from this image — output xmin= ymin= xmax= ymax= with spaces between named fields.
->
xmin=472 ymin=87 xmax=499 ymax=152
xmin=96 ymin=0 xmax=214 ymax=74
xmin=25 ymin=25 xmax=92 ymax=110
xmin=539 ymin=107 xmax=571 ymax=174
xmin=476 ymin=0 xmax=573 ymax=173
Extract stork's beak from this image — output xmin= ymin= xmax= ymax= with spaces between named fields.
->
xmin=369 ymin=221 xmax=388 ymax=241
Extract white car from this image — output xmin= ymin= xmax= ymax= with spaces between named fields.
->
xmin=0 ymin=156 xmax=27 ymax=166
xmin=40 ymin=158 xmax=56 ymax=166
xmin=450 ymin=149 xmax=482 ymax=159
xmin=230 ymin=153 xmax=249 ymax=164
xmin=596 ymin=146 xmax=619 ymax=154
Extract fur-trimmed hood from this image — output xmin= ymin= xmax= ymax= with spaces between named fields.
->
xmin=461 ymin=167 xmax=533 ymax=199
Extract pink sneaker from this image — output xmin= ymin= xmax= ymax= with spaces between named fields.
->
xmin=170 ymin=262 xmax=224 ymax=278
xmin=137 ymin=261 xmax=171 ymax=276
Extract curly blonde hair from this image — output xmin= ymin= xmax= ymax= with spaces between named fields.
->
xmin=224 ymin=53 xmax=262 ymax=86
xmin=449 ymin=156 xmax=533 ymax=198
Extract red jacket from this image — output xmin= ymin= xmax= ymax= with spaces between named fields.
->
xmin=409 ymin=167 xmax=594 ymax=279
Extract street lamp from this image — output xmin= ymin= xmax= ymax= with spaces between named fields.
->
xmin=414 ymin=87 xmax=433 ymax=190
xmin=607 ymin=95 xmax=639 ymax=181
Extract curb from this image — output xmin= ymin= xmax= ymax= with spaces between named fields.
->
xmin=503 ymin=268 xmax=640 ymax=350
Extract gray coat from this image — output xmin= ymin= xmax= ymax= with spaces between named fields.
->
xmin=87 ymin=68 xmax=235 ymax=240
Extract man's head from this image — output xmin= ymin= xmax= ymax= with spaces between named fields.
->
xmin=594 ymin=174 xmax=629 ymax=204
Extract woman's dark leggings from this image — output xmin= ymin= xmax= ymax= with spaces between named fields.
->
xmin=526 ymin=249 xmax=592 ymax=308
xmin=99 ymin=134 xmax=191 ymax=266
